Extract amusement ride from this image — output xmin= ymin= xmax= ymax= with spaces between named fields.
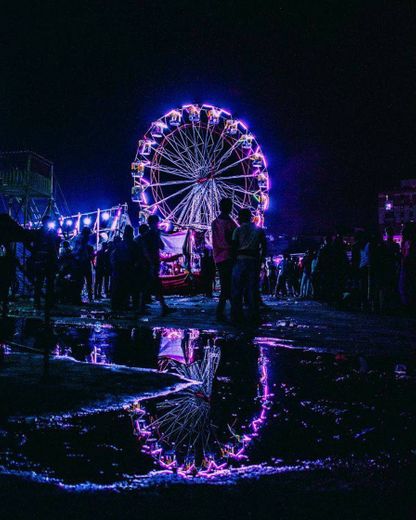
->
xmin=1 ymin=104 xmax=270 ymax=292
xmin=131 ymin=104 xmax=269 ymax=230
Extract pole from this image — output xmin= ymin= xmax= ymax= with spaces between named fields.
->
xmin=96 ymin=208 xmax=100 ymax=250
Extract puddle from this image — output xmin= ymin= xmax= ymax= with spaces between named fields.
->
xmin=0 ymin=320 xmax=416 ymax=488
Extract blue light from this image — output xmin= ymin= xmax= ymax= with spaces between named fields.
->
xmin=65 ymin=219 xmax=73 ymax=227
xmin=83 ymin=216 xmax=92 ymax=226
xmin=47 ymin=221 xmax=56 ymax=229
xmin=102 ymin=212 xmax=110 ymax=221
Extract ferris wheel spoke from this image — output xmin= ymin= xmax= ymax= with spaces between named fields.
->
xmin=162 ymin=186 xmax=198 ymax=222
xmin=194 ymin=124 xmax=210 ymax=170
xmin=174 ymin=186 xmax=201 ymax=225
xmin=197 ymin=189 xmax=210 ymax=226
xmin=182 ymin=186 xmax=201 ymax=225
xmin=152 ymin=142 xmax=196 ymax=176
xmin=212 ymin=181 xmax=223 ymax=207
xmin=145 ymin=183 xmax=195 ymax=210
xmin=216 ymin=181 xmax=251 ymax=197
xmin=215 ymin=177 xmax=253 ymax=193
xmin=164 ymin=133 xmax=198 ymax=172
xmin=153 ymin=143 xmax=188 ymax=172
xmin=208 ymin=128 xmax=227 ymax=164
xmin=213 ymin=156 xmax=250 ymax=178
xmin=217 ymin=183 xmax=249 ymax=207
xmin=213 ymin=138 xmax=242 ymax=170
xmin=150 ymin=163 xmax=195 ymax=179
xmin=187 ymin=125 xmax=208 ymax=169
xmin=174 ymin=127 xmax=198 ymax=173
xmin=203 ymin=124 xmax=218 ymax=160
xmin=191 ymin=124 xmax=206 ymax=170
xmin=221 ymin=184 xmax=251 ymax=198
xmin=186 ymin=124 xmax=207 ymax=171
xmin=214 ymin=173 xmax=256 ymax=181
xmin=202 ymin=122 xmax=214 ymax=163
xmin=183 ymin=184 xmax=208 ymax=226
xmin=147 ymin=179 xmax=195 ymax=188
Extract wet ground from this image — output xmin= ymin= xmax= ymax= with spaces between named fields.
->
xmin=0 ymin=297 xmax=415 ymax=518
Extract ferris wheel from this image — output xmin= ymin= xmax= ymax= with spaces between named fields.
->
xmin=131 ymin=104 xmax=269 ymax=230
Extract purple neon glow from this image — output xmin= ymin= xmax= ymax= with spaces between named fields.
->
xmin=133 ymin=103 xmax=270 ymax=228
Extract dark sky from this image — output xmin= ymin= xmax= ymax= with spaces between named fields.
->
xmin=1 ymin=1 xmax=415 ymax=234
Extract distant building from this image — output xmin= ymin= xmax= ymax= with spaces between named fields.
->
xmin=378 ymin=179 xmax=416 ymax=236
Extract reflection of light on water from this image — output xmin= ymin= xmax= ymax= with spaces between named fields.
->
xmin=53 ymin=342 xmax=72 ymax=358
xmin=89 ymin=346 xmax=110 ymax=365
xmin=88 ymin=323 xmax=112 ymax=365
xmin=129 ymin=327 xmax=272 ymax=479
xmin=0 ymin=343 xmax=12 ymax=359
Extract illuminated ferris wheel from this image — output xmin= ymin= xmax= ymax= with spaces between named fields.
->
xmin=131 ymin=104 xmax=269 ymax=230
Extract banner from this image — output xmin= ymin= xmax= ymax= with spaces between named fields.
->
xmin=161 ymin=231 xmax=188 ymax=255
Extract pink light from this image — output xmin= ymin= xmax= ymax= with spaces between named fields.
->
xmin=159 ymin=220 xmax=171 ymax=232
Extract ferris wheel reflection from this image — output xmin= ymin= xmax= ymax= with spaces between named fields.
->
xmin=129 ymin=327 xmax=272 ymax=478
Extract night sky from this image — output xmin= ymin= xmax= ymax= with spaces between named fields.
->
xmin=1 ymin=1 xmax=415 ymax=234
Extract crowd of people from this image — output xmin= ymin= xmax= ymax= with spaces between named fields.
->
xmin=0 ymin=202 xmax=415 ymax=321
xmin=257 ymin=224 xmax=416 ymax=314
xmin=0 ymin=214 xmax=173 ymax=317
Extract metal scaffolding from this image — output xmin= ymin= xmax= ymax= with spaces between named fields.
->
xmin=0 ymin=150 xmax=59 ymax=225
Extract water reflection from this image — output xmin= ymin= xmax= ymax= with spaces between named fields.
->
xmin=130 ymin=327 xmax=272 ymax=477
xmin=1 ymin=318 xmax=416 ymax=487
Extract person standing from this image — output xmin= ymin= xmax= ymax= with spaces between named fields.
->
xmin=211 ymin=198 xmax=237 ymax=321
xmin=133 ymin=223 xmax=150 ymax=314
xmin=73 ymin=227 xmax=94 ymax=303
xmin=142 ymin=215 xmax=172 ymax=316
xmin=399 ymin=222 xmax=416 ymax=312
xmin=0 ymin=242 xmax=15 ymax=317
xmin=200 ymin=247 xmax=216 ymax=297
xmin=231 ymin=208 xmax=266 ymax=324
xmin=275 ymin=253 xmax=290 ymax=297
xmin=94 ymin=242 xmax=108 ymax=300
xmin=110 ymin=225 xmax=137 ymax=311
xmin=358 ymin=233 xmax=371 ymax=311
xmin=380 ymin=226 xmax=401 ymax=311
xmin=30 ymin=216 xmax=60 ymax=310
xmin=56 ymin=240 xmax=78 ymax=304
xmin=300 ymin=250 xmax=314 ymax=299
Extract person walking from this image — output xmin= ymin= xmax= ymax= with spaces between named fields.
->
xmin=231 ymin=208 xmax=266 ymax=324
xmin=211 ymin=198 xmax=237 ymax=321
